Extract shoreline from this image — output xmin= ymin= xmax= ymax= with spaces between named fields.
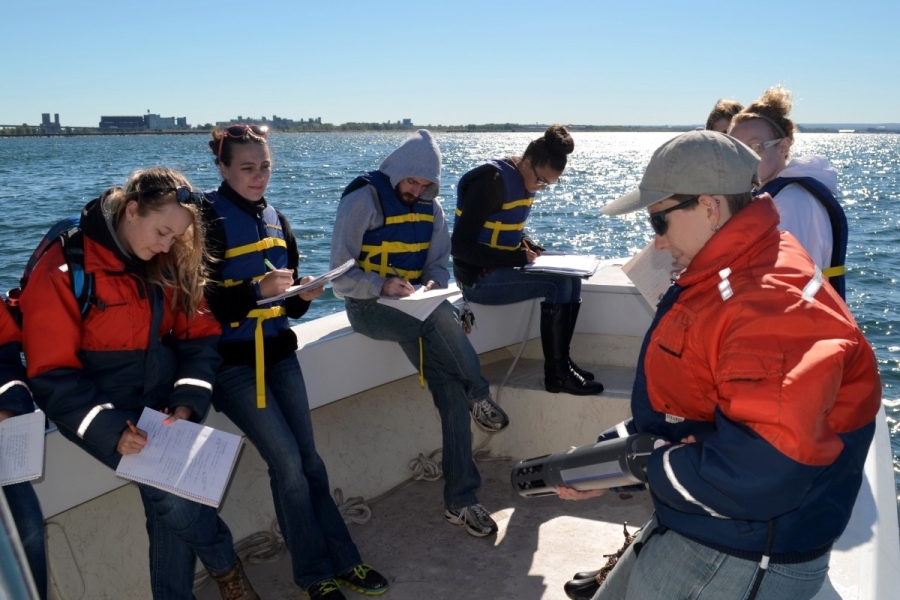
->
xmin=2 ymin=127 xmax=898 ymax=138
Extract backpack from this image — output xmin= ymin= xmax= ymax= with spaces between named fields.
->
xmin=4 ymin=215 xmax=95 ymax=327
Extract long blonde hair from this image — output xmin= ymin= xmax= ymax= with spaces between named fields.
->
xmin=101 ymin=167 xmax=210 ymax=316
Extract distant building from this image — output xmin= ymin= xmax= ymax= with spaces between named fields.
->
xmin=402 ymin=118 xmax=412 ymax=126
xmin=99 ymin=116 xmax=146 ymax=131
xmin=216 ymin=115 xmax=323 ymax=129
xmin=99 ymin=113 xmax=188 ymax=131
xmin=41 ymin=113 xmax=62 ymax=133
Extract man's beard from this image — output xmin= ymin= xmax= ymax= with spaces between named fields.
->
xmin=399 ymin=192 xmax=418 ymax=205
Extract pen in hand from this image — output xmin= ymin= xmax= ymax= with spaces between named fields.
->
xmin=126 ymin=419 xmax=139 ymax=435
xmin=388 ymin=264 xmax=407 ymax=281
xmin=383 ymin=264 xmax=415 ymax=297
xmin=264 ymin=258 xmax=277 ymax=271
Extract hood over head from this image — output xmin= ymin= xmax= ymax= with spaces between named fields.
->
xmin=379 ymin=129 xmax=442 ymax=200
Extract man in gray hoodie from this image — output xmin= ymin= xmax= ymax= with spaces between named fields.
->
xmin=330 ymin=129 xmax=507 ymax=538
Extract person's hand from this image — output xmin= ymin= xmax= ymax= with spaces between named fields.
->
xmin=525 ymin=249 xmax=538 ymax=263
xmin=297 ymin=275 xmax=325 ymax=301
xmin=258 ymin=269 xmax=294 ymax=298
xmin=117 ymin=425 xmax=148 ymax=455
xmin=0 ymin=410 xmax=15 ymax=423
xmin=422 ymin=280 xmax=439 ymax=291
xmin=163 ymin=406 xmax=193 ymax=425
xmin=556 ymin=486 xmax=606 ymax=500
xmin=381 ymin=277 xmax=415 ymax=297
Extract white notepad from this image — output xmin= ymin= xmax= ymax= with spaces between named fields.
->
xmin=520 ymin=253 xmax=600 ymax=277
xmin=377 ymin=287 xmax=461 ymax=321
xmin=257 ymin=258 xmax=356 ymax=305
xmin=0 ymin=411 xmax=45 ymax=486
xmin=621 ymin=242 xmax=679 ymax=308
xmin=115 ymin=408 xmax=243 ymax=508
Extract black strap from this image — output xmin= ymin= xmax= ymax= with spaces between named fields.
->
xmin=746 ymin=521 xmax=776 ymax=600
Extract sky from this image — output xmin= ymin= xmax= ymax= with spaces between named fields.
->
xmin=1 ymin=0 xmax=897 ymax=128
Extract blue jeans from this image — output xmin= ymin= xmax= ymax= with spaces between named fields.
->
xmin=460 ymin=267 xmax=581 ymax=305
xmin=345 ymin=297 xmax=485 ymax=509
xmin=56 ymin=425 xmax=237 ymax=599
xmin=214 ymin=357 xmax=361 ymax=590
xmin=3 ymin=482 xmax=47 ymax=600
xmin=595 ymin=516 xmax=830 ymax=600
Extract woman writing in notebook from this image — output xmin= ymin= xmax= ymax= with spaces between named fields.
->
xmin=451 ymin=124 xmax=603 ymax=396
xmin=201 ymin=126 xmax=388 ymax=600
xmin=20 ymin=168 xmax=259 ymax=599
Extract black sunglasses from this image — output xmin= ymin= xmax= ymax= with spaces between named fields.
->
xmin=648 ymin=196 xmax=700 ymax=236
xmin=136 ymin=186 xmax=202 ymax=206
xmin=174 ymin=186 xmax=203 ymax=205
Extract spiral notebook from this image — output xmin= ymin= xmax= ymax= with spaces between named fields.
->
xmin=115 ymin=408 xmax=243 ymax=508
xmin=0 ymin=411 xmax=45 ymax=486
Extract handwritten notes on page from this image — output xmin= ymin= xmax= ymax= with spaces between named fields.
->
xmin=115 ymin=408 xmax=242 ymax=507
xmin=0 ymin=411 xmax=45 ymax=486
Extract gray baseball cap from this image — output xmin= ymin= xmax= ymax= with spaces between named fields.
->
xmin=601 ymin=130 xmax=760 ymax=216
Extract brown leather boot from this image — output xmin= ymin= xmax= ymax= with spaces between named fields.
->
xmin=209 ymin=557 xmax=259 ymax=600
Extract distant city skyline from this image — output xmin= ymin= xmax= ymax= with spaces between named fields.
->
xmin=2 ymin=1 xmax=897 ymax=128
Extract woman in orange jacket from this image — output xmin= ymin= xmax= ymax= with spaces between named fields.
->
xmin=20 ymin=168 xmax=258 ymax=600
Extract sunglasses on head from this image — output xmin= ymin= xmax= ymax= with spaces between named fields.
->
xmin=648 ymin=196 xmax=700 ymax=236
xmin=135 ymin=186 xmax=202 ymax=206
xmin=217 ymin=124 xmax=269 ymax=161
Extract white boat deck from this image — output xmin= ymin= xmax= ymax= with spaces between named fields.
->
xmin=27 ymin=263 xmax=900 ymax=599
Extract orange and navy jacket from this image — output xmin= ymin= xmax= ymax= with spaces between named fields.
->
xmin=20 ymin=197 xmax=222 ymax=458
xmin=0 ymin=303 xmax=33 ymax=416
xmin=634 ymin=195 xmax=881 ymax=560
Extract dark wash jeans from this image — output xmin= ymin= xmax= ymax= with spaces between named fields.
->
xmin=3 ymin=482 xmax=47 ymax=600
xmin=461 ymin=267 xmax=581 ymax=305
xmin=215 ymin=357 xmax=361 ymax=590
xmin=344 ymin=297 xmax=485 ymax=509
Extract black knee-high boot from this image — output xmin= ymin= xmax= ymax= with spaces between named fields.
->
xmin=541 ymin=303 xmax=604 ymax=395
xmin=567 ymin=299 xmax=596 ymax=381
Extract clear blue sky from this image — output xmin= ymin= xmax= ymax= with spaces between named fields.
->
xmin=2 ymin=0 xmax=896 ymax=127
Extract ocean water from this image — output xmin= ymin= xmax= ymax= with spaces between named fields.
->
xmin=1 ymin=131 xmax=898 ymax=503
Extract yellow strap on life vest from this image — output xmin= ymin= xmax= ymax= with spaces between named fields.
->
xmin=245 ymin=306 xmax=287 ymax=408
xmin=418 ymin=337 xmax=425 ymax=388
xmin=217 ymin=273 xmax=267 ymax=288
xmin=484 ymin=220 xmax=526 ymax=250
xmin=384 ymin=213 xmax=435 ymax=225
xmin=224 ymin=237 xmax=288 ymax=259
xmin=499 ymin=197 xmax=534 ymax=210
xmin=358 ymin=241 xmax=428 ymax=281
xmin=822 ymin=265 xmax=845 ymax=278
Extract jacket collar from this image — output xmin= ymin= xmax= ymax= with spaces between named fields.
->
xmin=218 ymin=181 xmax=268 ymax=217
xmin=676 ymin=194 xmax=780 ymax=288
xmin=80 ymin=196 xmax=143 ymax=274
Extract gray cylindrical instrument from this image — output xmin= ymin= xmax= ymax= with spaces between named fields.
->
xmin=510 ymin=433 xmax=660 ymax=498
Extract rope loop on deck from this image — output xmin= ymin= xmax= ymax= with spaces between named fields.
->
xmin=334 ymin=487 xmax=373 ymax=524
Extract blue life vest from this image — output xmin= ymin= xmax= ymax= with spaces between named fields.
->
xmin=342 ymin=171 xmax=434 ymax=284
xmin=760 ymin=177 xmax=848 ymax=299
xmin=205 ymin=190 xmax=290 ymax=408
xmin=455 ymin=159 xmax=534 ymax=251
